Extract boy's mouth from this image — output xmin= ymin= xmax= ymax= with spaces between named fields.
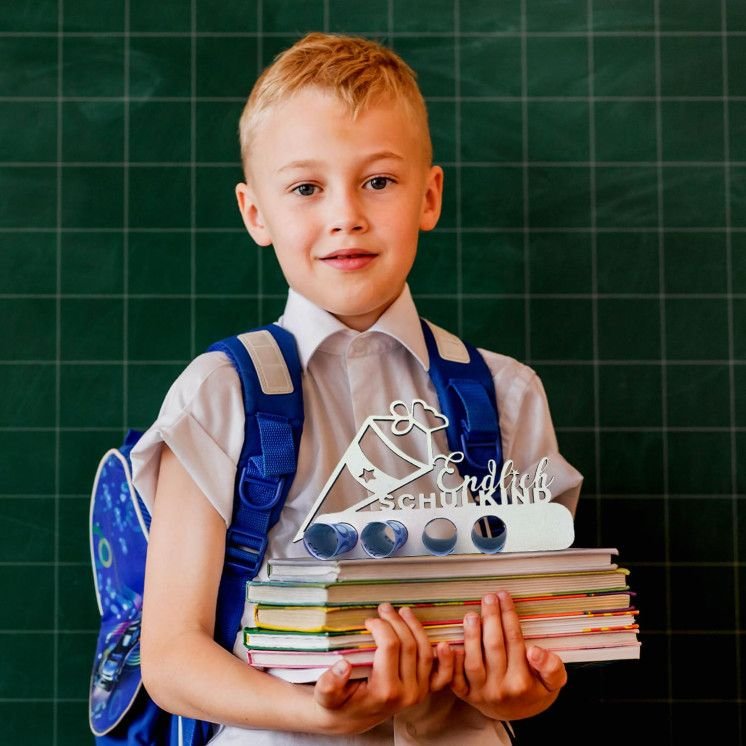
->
xmin=320 ymin=249 xmax=377 ymax=271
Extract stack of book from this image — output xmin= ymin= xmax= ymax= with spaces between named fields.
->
xmin=244 ymin=548 xmax=640 ymax=682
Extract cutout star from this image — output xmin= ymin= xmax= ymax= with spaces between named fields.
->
xmin=359 ymin=468 xmax=376 ymax=484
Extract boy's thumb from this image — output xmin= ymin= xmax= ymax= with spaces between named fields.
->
xmin=527 ymin=646 xmax=567 ymax=692
xmin=313 ymin=660 xmax=351 ymax=709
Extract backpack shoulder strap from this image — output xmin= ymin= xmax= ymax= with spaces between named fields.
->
xmin=421 ymin=319 xmax=503 ymax=479
xmin=206 ymin=323 xmax=304 ymax=651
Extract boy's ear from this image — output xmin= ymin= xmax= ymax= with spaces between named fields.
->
xmin=235 ymin=182 xmax=272 ymax=246
xmin=419 ymin=165 xmax=444 ymax=232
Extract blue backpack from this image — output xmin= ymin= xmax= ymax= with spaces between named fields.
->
xmin=88 ymin=320 xmax=502 ymax=745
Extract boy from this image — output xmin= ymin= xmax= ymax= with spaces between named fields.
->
xmin=133 ymin=32 xmax=582 ymax=744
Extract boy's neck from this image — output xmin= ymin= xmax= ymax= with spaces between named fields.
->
xmin=286 ymin=285 xmax=409 ymax=333
xmin=333 ymin=307 xmax=387 ymax=333
xmin=328 ymin=291 xmax=404 ymax=333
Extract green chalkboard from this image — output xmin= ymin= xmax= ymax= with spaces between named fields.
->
xmin=0 ymin=1 xmax=744 ymax=743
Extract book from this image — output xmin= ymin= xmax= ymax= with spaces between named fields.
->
xmin=245 ymin=623 xmax=469 ymax=651
xmin=268 ymin=548 xmax=619 ymax=583
xmin=244 ymin=547 xmax=640 ymax=680
xmin=554 ymin=644 xmax=641 ymax=663
xmin=250 ymin=634 xmax=642 ymax=682
xmin=265 ymin=665 xmax=374 ymax=683
xmin=250 ymin=592 xmax=635 ymax=633
xmin=262 ymin=639 xmax=643 ymax=683
xmin=244 ymin=610 xmax=638 ymax=651
xmin=247 ymin=568 xmax=630 ymax=607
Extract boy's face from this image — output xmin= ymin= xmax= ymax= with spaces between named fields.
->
xmin=236 ymin=87 xmax=443 ymax=331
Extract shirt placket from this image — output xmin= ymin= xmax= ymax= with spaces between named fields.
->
xmin=345 ymin=334 xmax=379 ymax=431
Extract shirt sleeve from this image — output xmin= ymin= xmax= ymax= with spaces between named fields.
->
xmin=129 ymin=351 xmax=245 ymax=526
xmin=481 ymin=349 xmax=583 ymax=516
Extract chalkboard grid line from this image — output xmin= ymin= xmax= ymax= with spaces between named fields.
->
xmin=53 ymin=0 xmax=63 ymax=741
xmin=722 ymin=0 xmax=743 ymax=736
xmin=5 ymin=624 xmax=746 ymax=635
xmin=256 ymin=1 xmax=264 ymax=324
xmin=2 ymin=159 xmax=746 ymax=168
xmin=5 ymin=95 xmax=746 ymax=104
xmin=4 ymin=226 xmax=744 ymax=234
xmin=5 ymin=95 xmax=746 ymax=103
xmin=1 ymin=30 xmax=745 ymax=39
xmin=653 ymin=0 xmax=674 ymax=734
xmin=520 ymin=0 xmax=531 ymax=366
xmin=3 ymin=360 xmax=746 ymax=368
xmin=5 ymin=696 xmax=746 ymax=705
xmin=587 ymin=0 xmax=602 ymax=553
xmin=6 ymin=696 xmax=746 ymax=705
xmin=7 ymin=624 xmax=746 ymax=634
xmin=4 ymin=425 xmax=746 ymax=434
xmin=122 ymin=0 xmax=130 ymax=485
xmin=5 ymin=493 xmax=746 ymax=501
xmin=453 ymin=0 xmax=463 ymax=338
xmin=0 ymin=698 xmax=91 ymax=704
xmin=6 ymin=292 xmax=746 ymax=300
xmin=6 ymin=493 xmax=746 ymax=501
xmin=12 ymin=158 xmax=746 ymax=168
xmin=190 ymin=0 xmax=197 ymax=359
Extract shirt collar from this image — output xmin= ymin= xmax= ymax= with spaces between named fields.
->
xmin=277 ymin=285 xmax=430 ymax=372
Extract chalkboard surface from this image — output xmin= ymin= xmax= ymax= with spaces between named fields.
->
xmin=1 ymin=1 xmax=744 ymax=743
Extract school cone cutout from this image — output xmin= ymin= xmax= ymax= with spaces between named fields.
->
xmin=294 ymin=399 xmax=574 ymax=558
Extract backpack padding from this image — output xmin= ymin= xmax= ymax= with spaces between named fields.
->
xmin=207 ymin=324 xmax=304 ymax=653
xmin=237 ymin=329 xmax=295 ymax=395
xmin=426 ymin=321 xmax=471 ymax=363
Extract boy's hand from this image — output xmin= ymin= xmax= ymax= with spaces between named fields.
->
xmin=313 ymin=603 xmax=433 ymax=735
xmin=436 ymin=591 xmax=567 ymax=721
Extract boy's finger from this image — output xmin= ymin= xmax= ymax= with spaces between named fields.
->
xmin=365 ymin=616 xmax=402 ymax=685
xmin=314 ymin=659 xmax=353 ymax=709
xmin=527 ymin=646 xmax=568 ymax=692
xmin=430 ymin=642 xmax=454 ymax=692
xmin=377 ymin=603 xmax=417 ymax=684
xmin=462 ymin=612 xmax=486 ymax=688
xmin=399 ymin=606 xmax=433 ymax=690
xmin=450 ymin=647 xmax=469 ymax=699
xmin=498 ymin=592 xmax=529 ymax=674
xmin=480 ymin=593 xmax=507 ymax=676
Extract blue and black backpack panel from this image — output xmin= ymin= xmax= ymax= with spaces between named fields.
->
xmin=89 ymin=432 xmax=153 ymax=737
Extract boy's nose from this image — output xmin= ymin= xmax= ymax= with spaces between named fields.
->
xmin=332 ymin=220 xmax=366 ymax=233
xmin=329 ymin=192 xmax=369 ymax=234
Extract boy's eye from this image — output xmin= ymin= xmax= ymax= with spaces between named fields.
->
xmin=366 ymin=176 xmax=392 ymax=190
xmin=293 ymin=183 xmax=318 ymax=197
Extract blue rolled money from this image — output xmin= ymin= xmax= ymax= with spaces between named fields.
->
xmin=303 ymin=522 xmax=358 ymax=560
xmin=471 ymin=515 xmax=507 ymax=554
xmin=360 ymin=520 xmax=408 ymax=559
xmin=422 ymin=517 xmax=457 ymax=556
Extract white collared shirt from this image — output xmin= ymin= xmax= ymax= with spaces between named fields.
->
xmin=132 ymin=285 xmax=582 ymax=745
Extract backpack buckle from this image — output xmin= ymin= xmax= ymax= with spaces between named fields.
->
xmin=238 ymin=466 xmax=286 ymax=510
xmin=224 ymin=526 xmax=268 ymax=574
xmin=459 ymin=429 xmax=500 ymax=473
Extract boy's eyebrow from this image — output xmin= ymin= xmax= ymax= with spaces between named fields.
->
xmin=276 ymin=150 xmax=405 ymax=173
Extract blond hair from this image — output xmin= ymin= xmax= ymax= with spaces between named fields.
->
xmin=238 ymin=32 xmax=432 ymax=176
